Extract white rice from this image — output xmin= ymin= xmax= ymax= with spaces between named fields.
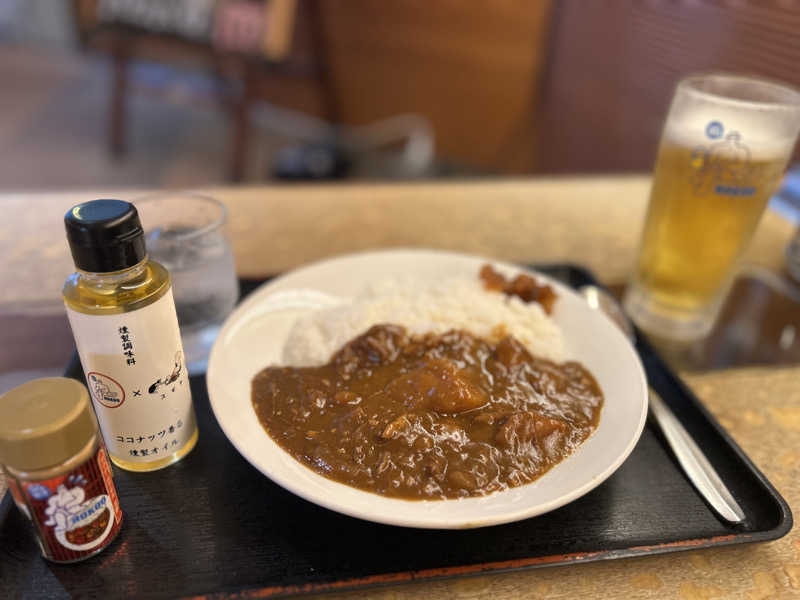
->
xmin=282 ymin=276 xmax=565 ymax=366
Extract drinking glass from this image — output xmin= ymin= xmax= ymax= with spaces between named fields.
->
xmin=134 ymin=193 xmax=238 ymax=374
xmin=624 ymin=74 xmax=800 ymax=340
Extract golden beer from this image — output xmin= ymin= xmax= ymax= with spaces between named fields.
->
xmin=633 ymin=137 xmax=787 ymax=314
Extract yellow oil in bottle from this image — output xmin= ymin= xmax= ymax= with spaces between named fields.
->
xmin=63 ymin=260 xmax=170 ymax=316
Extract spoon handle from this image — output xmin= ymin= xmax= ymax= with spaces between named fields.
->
xmin=648 ymin=389 xmax=746 ymax=523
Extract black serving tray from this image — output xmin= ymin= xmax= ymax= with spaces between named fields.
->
xmin=0 ymin=265 xmax=791 ymax=599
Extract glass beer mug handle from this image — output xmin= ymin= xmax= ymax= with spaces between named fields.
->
xmin=787 ymin=227 xmax=800 ymax=284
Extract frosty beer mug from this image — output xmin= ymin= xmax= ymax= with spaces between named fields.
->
xmin=624 ymin=74 xmax=800 ymax=340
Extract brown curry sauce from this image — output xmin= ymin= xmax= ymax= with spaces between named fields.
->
xmin=252 ymin=323 xmax=603 ymax=500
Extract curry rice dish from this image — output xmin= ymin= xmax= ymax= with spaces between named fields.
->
xmin=251 ymin=266 xmax=603 ymax=500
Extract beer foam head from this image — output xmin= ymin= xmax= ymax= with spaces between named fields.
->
xmin=665 ymin=76 xmax=800 ymax=160
xmin=665 ymin=110 xmax=797 ymax=160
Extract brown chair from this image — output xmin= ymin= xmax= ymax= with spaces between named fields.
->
xmin=71 ymin=0 xmax=339 ymax=181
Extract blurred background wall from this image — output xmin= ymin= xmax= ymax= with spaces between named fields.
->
xmin=1 ymin=0 xmax=799 ymax=188
xmin=538 ymin=1 xmax=800 ymax=173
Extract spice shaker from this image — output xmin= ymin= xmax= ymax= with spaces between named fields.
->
xmin=0 ymin=378 xmax=123 ymax=562
xmin=62 ymin=199 xmax=198 ymax=471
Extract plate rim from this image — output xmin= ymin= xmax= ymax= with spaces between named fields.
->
xmin=207 ymin=248 xmax=649 ymax=529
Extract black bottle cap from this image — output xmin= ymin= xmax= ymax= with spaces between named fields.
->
xmin=65 ymin=200 xmax=147 ymax=273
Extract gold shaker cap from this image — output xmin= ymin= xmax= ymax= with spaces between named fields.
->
xmin=0 ymin=378 xmax=98 ymax=471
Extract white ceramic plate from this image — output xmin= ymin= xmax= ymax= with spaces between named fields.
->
xmin=207 ymin=249 xmax=648 ymax=529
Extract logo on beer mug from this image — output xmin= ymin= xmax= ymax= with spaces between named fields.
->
xmin=690 ymin=131 xmax=753 ymax=196
xmin=705 ymin=120 xmax=724 ymax=139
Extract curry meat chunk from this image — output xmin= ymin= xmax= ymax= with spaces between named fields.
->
xmin=479 ymin=263 xmax=558 ymax=314
xmin=382 ymin=358 xmax=488 ymax=414
xmin=494 ymin=412 xmax=568 ymax=448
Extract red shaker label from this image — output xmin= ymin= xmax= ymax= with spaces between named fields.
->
xmin=19 ymin=446 xmax=122 ymax=562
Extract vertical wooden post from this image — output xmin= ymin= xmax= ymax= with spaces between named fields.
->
xmin=308 ymin=0 xmax=340 ymax=124
xmin=109 ymin=43 xmax=129 ymax=158
xmin=229 ymin=61 xmax=253 ymax=182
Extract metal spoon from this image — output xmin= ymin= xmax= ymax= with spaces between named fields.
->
xmin=579 ymin=285 xmax=746 ymax=524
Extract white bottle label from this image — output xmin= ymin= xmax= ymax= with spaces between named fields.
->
xmin=65 ymin=289 xmax=196 ymax=463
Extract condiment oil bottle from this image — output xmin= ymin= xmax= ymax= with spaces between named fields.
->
xmin=62 ymin=199 xmax=198 ymax=471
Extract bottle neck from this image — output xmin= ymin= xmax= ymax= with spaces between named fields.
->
xmin=77 ymin=258 xmax=148 ymax=287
